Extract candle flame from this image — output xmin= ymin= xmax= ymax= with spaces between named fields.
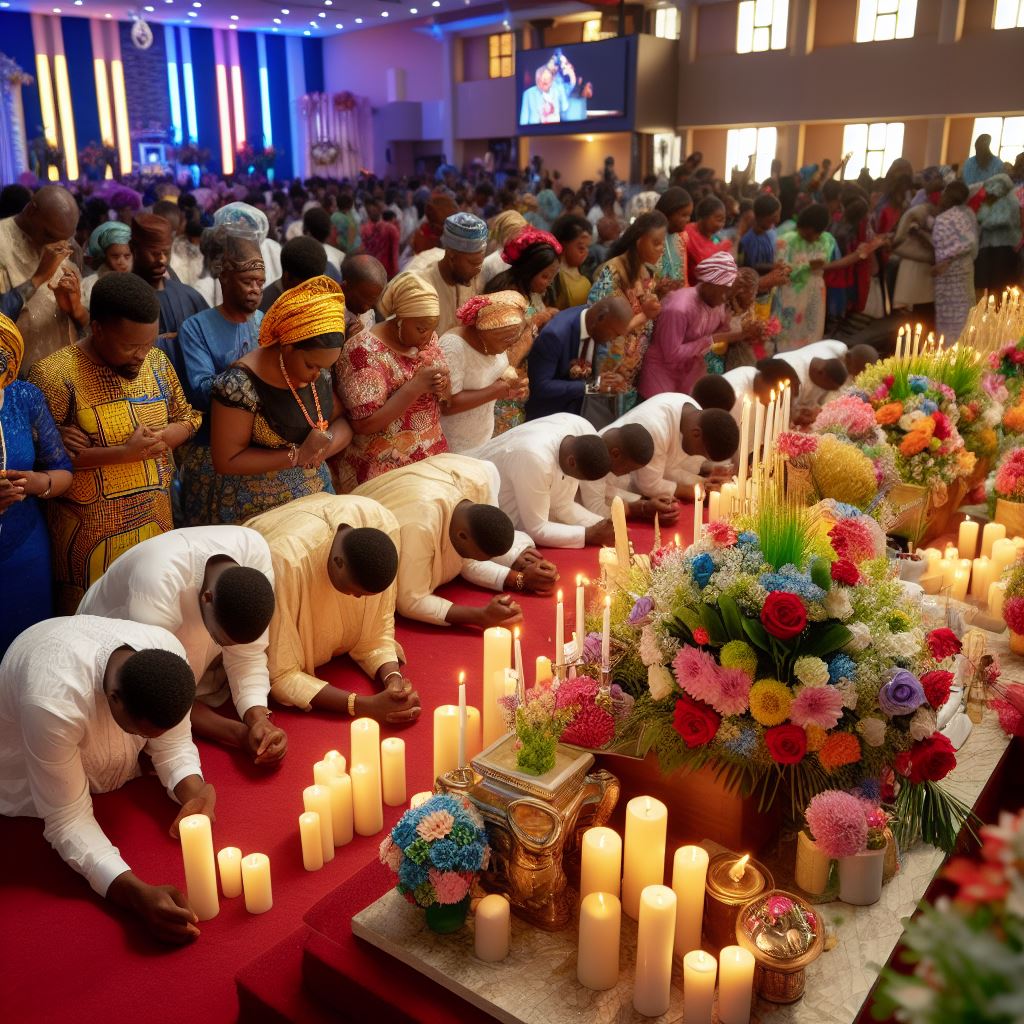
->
xmin=458 ymin=670 xmax=465 ymax=685
xmin=557 ymin=588 xmax=563 ymax=603
xmin=514 ymin=626 xmax=520 ymax=639
xmin=604 ymin=594 xmax=611 ymax=608
xmin=674 ymin=533 xmax=681 ymax=548
xmin=770 ymin=389 xmax=776 ymax=401
xmin=576 ymin=573 xmax=582 ymax=586
xmin=728 ymin=853 xmax=750 ymax=882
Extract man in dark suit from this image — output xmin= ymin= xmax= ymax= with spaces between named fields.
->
xmin=525 ymin=296 xmax=632 ymax=421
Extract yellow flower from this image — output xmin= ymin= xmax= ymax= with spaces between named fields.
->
xmin=811 ymin=435 xmax=878 ymax=507
xmin=748 ymin=679 xmax=793 ymax=727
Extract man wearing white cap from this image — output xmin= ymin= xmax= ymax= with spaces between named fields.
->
xmin=415 ymin=212 xmax=488 ymax=334
xmin=639 ymin=251 xmax=756 ymax=398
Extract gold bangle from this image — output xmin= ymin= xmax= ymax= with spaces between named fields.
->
xmin=39 ymin=473 xmax=52 ymax=499
xmin=347 ymin=691 xmax=357 ymax=717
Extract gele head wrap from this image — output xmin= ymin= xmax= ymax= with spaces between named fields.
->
xmin=695 ymin=251 xmax=738 ymax=287
xmin=0 ymin=313 xmax=25 ymax=389
xmin=456 ymin=291 xmax=529 ymax=330
xmin=378 ymin=273 xmax=441 ymax=320
xmin=259 ymin=276 xmax=346 ymax=347
xmin=87 ymin=221 xmax=131 ymax=260
xmin=501 ymin=227 xmax=562 ymax=266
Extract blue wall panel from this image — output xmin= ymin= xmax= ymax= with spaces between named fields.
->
xmin=238 ymin=31 xmax=263 ymax=153
xmin=61 ymin=17 xmax=100 ymax=150
xmin=188 ymin=26 xmax=220 ymax=173
xmin=302 ymin=37 xmax=323 ymax=95
xmin=264 ymin=32 xmax=292 ymax=180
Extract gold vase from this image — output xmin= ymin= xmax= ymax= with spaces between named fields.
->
xmin=995 ymin=498 xmax=1024 ymax=539
xmin=1010 ymin=631 xmax=1024 ymax=656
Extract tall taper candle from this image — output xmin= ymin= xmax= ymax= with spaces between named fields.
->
xmin=576 ymin=574 xmax=586 ymax=640
xmin=693 ymin=484 xmax=704 ymax=541
xmin=611 ymin=494 xmax=630 ymax=569
xmin=633 ymin=884 xmax=676 ymax=1017
xmin=555 ymin=589 xmax=565 ymax=667
xmin=763 ymin=391 xmax=776 ymax=464
xmin=179 ymin=813 xmax=219 ymax=921
xmin=303 ymin=785 xmax=334 ymax=863
xmin=622 ymin=796 xmax=668 ymax=920
xmin=601 ymin=595 xmax=611 ymax=669
xmin=737 ymin=395 xmax=750 ymax=497
xmin=457 ymin=673 xmax=467 ymax=768
xmin=513 ymin=627 xmax=524 ymax=700
xmin=752 ymin=392 xmax=765 ymax=472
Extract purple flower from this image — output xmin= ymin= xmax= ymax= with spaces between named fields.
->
xmin=582 ymin=631 xmax=603 ymax=662
xmin=878 ymin=669 xmax=926 ymax=716
xmin=628 ymin=596 xmax=655 ymax=625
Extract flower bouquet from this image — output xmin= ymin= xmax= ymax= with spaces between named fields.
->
xmin=988 ymin=336 xmax=1024 ymax=404
xmin=993 ymin=449 xmax=1024 ymax=537
xmin=1000 ymin=556 xmax=1024 ymax=656
xmin=776 ymin=431 xmax=889 ymax=511
xmin=379 ymin=793 xmax=490 ymax=933
xmin=873 ymin=808 xmax=1024 ymax=1024
xmin=607 ymin=494 xmax=975 ymax=853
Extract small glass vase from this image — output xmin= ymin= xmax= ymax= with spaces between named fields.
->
xmin=424 ymin=895 xmax=471 ymax=934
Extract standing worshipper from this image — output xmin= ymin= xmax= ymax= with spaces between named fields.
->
xmin=0 ymin=616 xmax=214 ymax=945
xmin=479 ymin=211 xmax=527 ymax=286
xmin=340 ymin=255 xmax=388 ymax=336
xmin=416 ymin=212 xmax=488 ymax=334
xmin=656 ymin=187 xmax=694 ymax=287
xmin=80 ymin=222 xmax=132 ymax=310
xmin=0 ymin=314 xmax=72 ymax=653
xmin=332 ymin=273 xmax=448 ymax=491
xmin=891 ymin=196 xmax=936 ymax=312
xmin=684 ymin=196 xmax=734 ymax=282
xmin=360 ymin=200 xmax=401 ymax=279
xmin=207 ymin=276 xmax=352 ymax=523
xmin=77 ymin=526 xmax=286 ymax=764
xmin=962 ymin=134 xmax=1007 ymax=187
xmin=331 ymin=193 xmax=360 ymax=255
xmin=259 ymin=236 xmax=327 ymax=314
xmin=214 ymin=201 xmax=283 ymax=286
xmin=546 ymin=214 xmax=594 ymax=310
xmin=931 ymin=181 xmax=979 ymax=341
xmin=0 ymin=185 xmax=87 ymax=373
xmin=176 ymin=231 xmax=265 ymax=526
xmin=28 ymin=274 xmax=201 ymax=613
xmin=975 ymin=174 xmax=1022 ymax=294
xmin=439 ymin=291 xmax=530 ymax=453
xmin=638 ymin=252 xmax=743 ymax=398
xmin=246 ymin=493 xmax=421 ymax=723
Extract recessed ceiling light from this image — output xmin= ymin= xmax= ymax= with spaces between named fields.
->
xmin=273 ymin=17 xmax=280 ymax=23
xmin=271 ymin=26 xmax=278 ymax=31
xmin=74 ymin=0 xmax=83 ymax=6
xmin=318 ymin=10 xmax=325 ymax=16
xmin=192 ymin=1 xmax=201 ymax=7
xmin=432 ymin=1 xmax=440 ymax=6
xmin=228 ymin=23 xmax=235 ymax=29
xmin=187 ymin=10 xmax=197 ymax=16
xmin=281 ymin=7 xmax=289 ymax=13
xmin=324 ymin=0 xmax=332 ymax=5
xmin=230 ymin=13 xmax=238 ymax=19
xmin=354 ymin=16 xmax=362 ymax=23
xmin=410 ymin=6 xmax=417 ymax=11
xmin=52 ymin=6 xmax=61 ymax=12
xmin=303 ymin=29 xmax=310 ymax=35
xmin=335 ymin=22 xmax=342 ymax=28
xmin=0 ymin=2 xmax=10 ymax=7
xmin=381 ymin=10 xmax=388 ymax=16
xmin=144 ymin=4 xmax=154 ymax=11
xmin=104 ymin=11 xmax=111 ymax=16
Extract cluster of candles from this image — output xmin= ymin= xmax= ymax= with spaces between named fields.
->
xmin=178 ymin=720 xmax=409 ymax=916
xmin=573 ymin=798 xmax=756 ymax=1021
xmin=916 ymin=518 xmax=1024 ymax=614
xmin=963 ymin=288 xmax=1023 ymax=355
xmin=894 ymin=322 xmax=953 ymax=360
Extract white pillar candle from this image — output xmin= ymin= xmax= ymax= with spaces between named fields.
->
xmin=217 ymin=846 xmax=242 ymax=899
xmin=324 ymin=749 xmax=346 ymax=775
xmin=989 ymin=581 xmax=1007 ymax=618
xmin=327 ymin=773 xmax=353 ymax=846
xmin=313 ymin=758 xmax=336 ymax=788
xmin=919 ymin=547 xmax=942 ymax=575
xmin=708 ymin=489 xmax=721 ymax=523
xmin=972 ymin=556 xmax=992 ymax=602
xmin=513 ymin=627 xmax=524 ymax=699
xmin=692 ymin=484 xmax=704 ymax=542
xmin=465 ymin=705 xmax=482 ymax=761
xmin=611 ymin=494 xmax=630 ymax=569
xmin=457 ymin=674 xmax=467 ymax=768
xmin=578 ymin=891 xmax=621 ymax=991
xmin=580 ymin=826 xmax=622 ymax=899
xmin=958 ymin=517 xmax=980 ymax=559
xmin=409 ymin=791 xmax=432 ymax=809
xmin=474 ymin=893 xmax=511 ymax=962
xmin=381 ymin=738 xmax=406 ymax=806
xmin=671 ymin=844 xmax=709 ymax=958
xmin=951 ymin=569 xmax=970 ymax=601
xmin=944 ymin=544 xmax=959 ymax=561
xmin=937 ymin=558 xmax=955 ymax=588
xmin=736 ymin=395 xmax=750 ymax=497
xmin=303 ymin=785 xmax=335 ymax=863
xmin=241 ymin=852 xmax=272 ymax=914
xmin=555 ymin=589 xmax=565 ymax=668
xmin=993 ymin=538 xmax=1019 ymax=578
xmin=682 ymin=949 xmax=717 ymax=1024
xmin=299 ymin=811 xmax=324 ymax=872
xmin=482 ymin=626 xmax=512 ymax=746
xmin=178 ymin=813 xmax=219 ymax=921
xmin=982 ymin=521 xmax=1007 ymax=558
xmin=720 ymin=481 xmax=737 ymax=518
xmin=622 ymin=795 xmax=668 ymax=920
xmin=718 ymin=945 xmax=755 ymax=1024
xmin=601 ymin=595 xmax=611 ymax=670
xmin=576 ymin=574 xmax=586 ymax=640
xmin=535 ymin=655 xmax=553 ymax=688
xmin=433 ymin=704 xmax=459 ymax=781
xmin=633 ymin=884 xmax=676 ymax=1017
xmin=352 ymin=762 xmax=384 ymax=836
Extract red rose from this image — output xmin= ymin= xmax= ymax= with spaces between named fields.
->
xmin=920 ymin=669 xmax=954 ymax=709
xmin=672 ymin=694 xmax=721 ymax=749
xmin=760 ymin=592 xmax=807 ymax=640
xmin=895 ymin=733 xmax=957 ymax=784
xmin=830 ymin=559 xmax=860 ymax=586
xmin=764 ymin=724 xmax=807 ymax=765
xmin=927 ymin=628 xmax=962 ymax=661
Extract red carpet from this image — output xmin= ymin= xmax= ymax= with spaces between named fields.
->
xmin=0 ymin=514 xmax=665 ymax=1024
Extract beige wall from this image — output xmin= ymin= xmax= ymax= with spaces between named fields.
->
xmin=690 ymin=128 xmax=728 ymax=179
xmin=634 ymin=35 xmax=678 ymax=132
xmin=455 ymin=78 xmax=516 ymax=139
xmin=947 ymin=116 xmax=977 ymax=165
xmin=526 ymin=132 xmax=633 ymax=186
xmin=463 ymin=35 xmax=490 ymax=82
xmin=802 ymin=123 xmax=845 ymax=168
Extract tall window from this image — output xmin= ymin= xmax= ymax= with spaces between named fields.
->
xmin=488 ymin=32 xmax=513 ymax=79
xmin=971 ymin=116 xmax=1024 ymax=165
xmin=993 ymin=0 xmax=1024 ymax=29
xmin=726 ymin=126 xmax=778 ymax=182
xmin=841 ymin=122 xmax=905 ymax=180
xmin=855 ymin=0 xmax=917 ymax=42
xmin=582 ymin=18 xmax=614 ymax=42
xmin=736 ymin=0 xmax=789 ymax=53
xmin=654 ymin=5 xmax=681 ymax=40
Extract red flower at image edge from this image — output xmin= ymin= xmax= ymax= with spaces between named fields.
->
xmin=760 ymin=592 xmax=807 ymax=640
xmin=926 ymin=627 xmax=962 ymax=661
xmin=672 ymin=693 xmax=721 ymax=748
xmin=920 ymin=669 xmax=954 ymax=709
xmin=764 ymin=723 xmax=807 ymax=764
xmin=895 ymin=733 xmax=957 ymax=783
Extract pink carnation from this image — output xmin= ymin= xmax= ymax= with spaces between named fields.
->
xmin=991 ymin=698 xmax=1024 ymax=737
xmin=805 ymin=790 xmax=868 ymax=858
xmin=416 ymin=810 xmax=455 ymax=842
xmin=790 ymin=686 xmax=844 ymax=729
xmin=829 ymin=518 xmax=876 ymax=563
xmin=706 ymin=520 xmax=738 ymax=545
xmin=813 ymin=395 xmax=878 ymax=439
xmin=561 ymin=703 xmax=616 ymax=747
xmin=672 ymin=645 xmax=751 ymax=715
xmin=995 ymin=449 xmax=1024 ymax=501
xmin=1004 ymin=596 xmax=1024 ymax=635
xmin=428 ymin=868 xmax=471 ymax=905
xmin=777 ymin=431 xmax=819 ymax=458
xmin=379 ymin=835 xmax=403 ymax=872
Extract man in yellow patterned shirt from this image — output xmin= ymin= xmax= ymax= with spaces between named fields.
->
xmin=29 ymin=273 xmax=200 ymax=612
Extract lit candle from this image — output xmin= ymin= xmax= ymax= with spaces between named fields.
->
xmin=674 ymin=532 xmax=681 ymax=549
xmin=433 ymin=704 xmax=459 ymax=781
xmin=763 ymin=390 xmax=776 ymax=463
xmin=350 ymin=717 xmax=380 ymax=773
xmin=752 ymin=391 xmax=765 ymax=471
xmin=682 ymin=949 xmax=718 ymax=1024
xmin=178 ymin=813 xmax=219 ymax=921
xmin=298 ymin=811 xmax=324 ymax=872
xmin=241 ymin=852 xmax=272 ymax=914
xmin=409 ymin=791 xmax=432 ymax=809
xmin=535 ymin=655 xmax=553 ymax=688
xmin=327 ymin=768 xmax=353 ymax=845
xmin=708 ymin=489 xmax=721 ymax=523
xmin=324 ymin=749 xmax=346 ymax=775
xmin=913 ymin=322 xmax=922 ymax=356
xmin=971 ymin=556 xmax=992 ymax=602
xmin=303 ymin=785 xmax=334 ymax=863
xmin=351 ymin=762 xmax=383 ymax=836
xmin=513 ymin=627 xmax=524 ymax=699
xmin=457 ymin=672 xmax=467 ymax=769
xmin=611 ymin=494 xmax=630 ymax=570
xmin=217 ymin=846 xmax=242 ymax=899
xmin=982 ymin=521 xmax=1007 ymax=558
xmin=720 ymin=481 xmax=737 ymax=517
xmin=601 ymin=595 xmax=611 ymax=670
xmin=578 ymin=892 xmax=621 ymax=991
xmin=737 ymin=395 xmax=750 ymax=497
xmin=555 ymin=589 xmax=565 ymax=668
xmin=782 ymin=379 xmax=792 ymax=433
xmin=896 ymin=324 xmax=904 ymax=359
xmin=632 ymin=884 xmax=676 ymax=1017
xmin=580 ymin=826 xmax=622 ymax=899
xmin=474 ymin=893 xmax=511 ymax=963
xmin=958 ymin=516 xmax=979 ymax=559
xmin=951 ymin=569 xmax=970 ymax=602
xmin=671 ymin=844 xmax=709 ymax=958
xmin=989 ymin=581 xmax=1007 ymax=618
xmin=937 ymin=558 xmax=954 ymax=588
xmin=718 ymin=945 xmax=755 ymax=1024
xmin=483 ymin=626 xmax=512 ymax=746
xmin=381 ymin=738 xmax=406 ymax=807
xmin=992 ymin=538 xmax=1018 ymax=578
xmin=692 ymin=484 xmax=704 ymax=542
xmin=622 ymin=795 xmax=668 ymax=920
xmin=576 ymin=574 xmax=586 ymax=640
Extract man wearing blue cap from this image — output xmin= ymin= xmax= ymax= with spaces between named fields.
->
xmin=415 ymin=212 xmax=488 ymax=334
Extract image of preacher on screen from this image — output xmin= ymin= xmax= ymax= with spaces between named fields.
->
xmin=520 ymin=51 xmax=593 ymax=125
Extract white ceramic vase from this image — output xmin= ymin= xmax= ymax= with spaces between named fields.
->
xmin=838 ymin=848 xmax=885 ymax=906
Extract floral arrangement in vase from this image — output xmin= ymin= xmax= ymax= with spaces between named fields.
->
xmin=602 ymin=493 xmax=974 ymax=852
xmin=1000 ymin=556 xmax=1024 ymax=656
xmin=510 ymin=687 xmax=571 ymax=776
xmin=993 ymin=449 xmax=1024 ymax=527
xmin=379 ymin=793 xmax=490 ymax=933
xmin=874 ymin=808 xmax=1024 ymax=1024
xmin=775 ymin=431 xmax=890 ymax=510
xmin=988 ymin=336 xmax=1024 ymax=402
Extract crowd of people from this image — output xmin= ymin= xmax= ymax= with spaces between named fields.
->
xmin=0 ymin=134 xmax=1020 ymax=941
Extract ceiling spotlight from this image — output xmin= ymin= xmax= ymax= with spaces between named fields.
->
xmin=318 ymin=10 xmax=325 ymax=16
xmin=324 ymin=0 xmax=332 ymax=5
xmin=52 ymin=6 xmax=61 ymax=12
xmin=281 ymin=7 xmax=289 ymax=13
xmin=230 ymin=13 xmax=238 ymax=20
xmin=273 ymin=17 xmax=280 ymax=23
xmin=144 ymin=4 xmax=154 ymax=10
xmin=410 ymin=6 xmax=417 ymax=11
xmin=228 ymin=23 xmax=235 ymax=29
xmin=432 ymin=1 xmax=440 ymax=6
xmin=303 ymin=29 xmax=310 ymax=35
xmin=272 ymin=26 xmax=278 ymax=31
xmin=192 ymin=1 xmax=201 ymax=6
xmin=354 ymin=16 xmax=362 ymax=22
xmin=187 ymin=10 xmax=197 ymax=16
xmin=335 ymin=22 xmax=342 ymax=28
xmin=74 ymin=0 xmax=83 ymax=6
xmin=381 ymin=9 xmax=388 ymax=15
xmin=104 ymin=10 xmax=111 ymax=15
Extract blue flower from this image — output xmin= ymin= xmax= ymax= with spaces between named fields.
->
xmin=455 ymin=844 xmax=484 ymax=872
xmin=920 ymin=399 xmax=938 ymax=414
xmin=691 ymin=553 xmax=715 ymax=589
xmin=399 ymin=859 xmax=428 ymax=890
xmin=908 ymin=375 xmax=929 ymax=394
xmin=856 ymin=777 xmax=881 ymax=802
xmin=759 ymin=565 xmax=826 ymax=603
xmin=828 ymin=653 xmax=857 ymax=683
xmin=832 ymin=502 xmax=861 ymax=519
xmin=721 ymin=727 xmax=758 ymax=758
xmin=429 ymin=838 xmax=461 ymax=871
xmin=738 ymin=531 xmax=758 ymax=546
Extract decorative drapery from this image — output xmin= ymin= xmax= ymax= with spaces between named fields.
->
xmin=300 ymin=91 xmax=373 ymax=180
xmin=0 ymin=54 xmax=32 ymax=184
